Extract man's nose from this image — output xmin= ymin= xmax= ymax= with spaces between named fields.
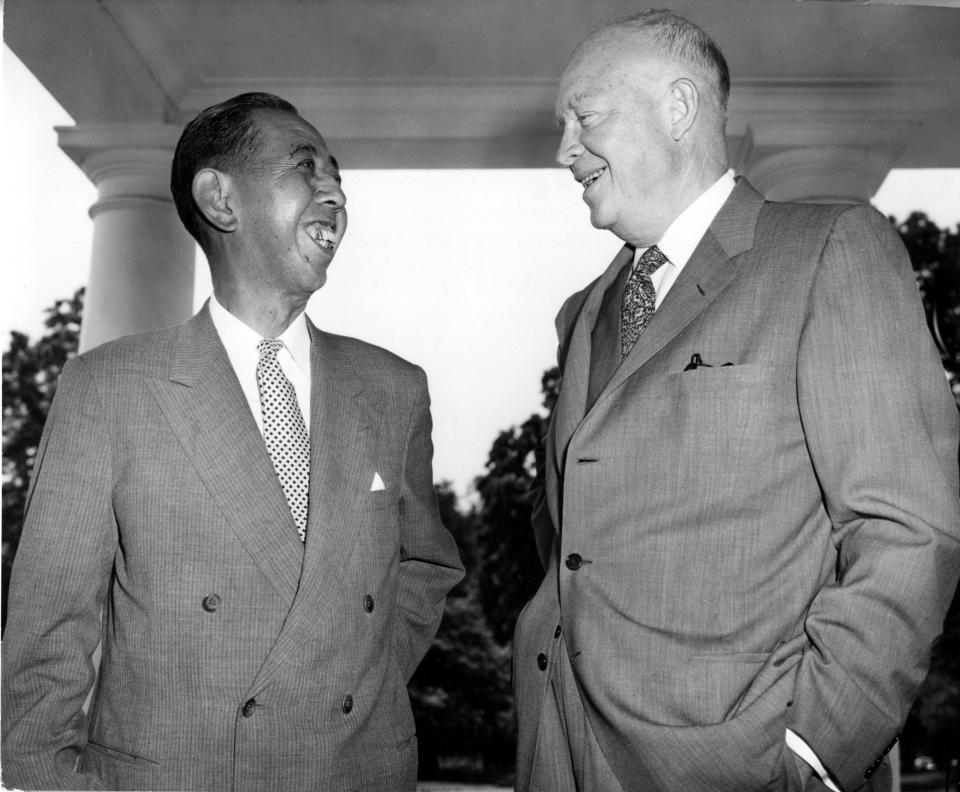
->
xmin=313 ymin=174 xmax=346 ymax=209
xmin=555 ymin=125 xmax=583 ymax=167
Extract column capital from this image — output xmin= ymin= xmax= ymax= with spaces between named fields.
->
xmin=57 ymin=123 xmax=183 ymax=209
xmin=57 ymin=123 xmax=197 ymax=352
xmin=726 ymin=81 xmax=924 ymax=202
xmin=744 ymin=146 xmax=903 ymax=204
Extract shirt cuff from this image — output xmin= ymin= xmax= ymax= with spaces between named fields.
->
xmin=786 ymin=728 xmax=842 ymax=792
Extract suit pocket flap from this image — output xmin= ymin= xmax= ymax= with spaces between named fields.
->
xmin=85 ymin=740 xmax=160 ymax=767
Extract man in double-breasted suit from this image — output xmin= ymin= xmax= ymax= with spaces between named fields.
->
xmin=2 ymin=92 xmax=464 ymax=791
xmin=514 ymin=10 xmax=960 ymax=792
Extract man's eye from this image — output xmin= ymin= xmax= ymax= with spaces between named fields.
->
xmin=299 ymin=159 xmax=316 ymax=171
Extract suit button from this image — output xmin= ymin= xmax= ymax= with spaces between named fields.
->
xmin=342 ymin=694 xmax=353 ymax=714
xmin=565 ymin=553 xmax=583 ymax=570
xmin=554 ymin=624 xmax=562 ymax=639
xmin=202 ymin=594 xmax=221 ymax=612
xmin=537 ymin=653 xmax=548 ymax=671
xmin=363 ymin=595 xmax=374 ymax=613
xmin=241 ymin=698 xmax=256 ymax=717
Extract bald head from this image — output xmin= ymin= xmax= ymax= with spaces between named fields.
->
xmin=576 ymin=10 xmax=729 ymax=114
xmin=554 ymin=9 xmax=731 ymax=244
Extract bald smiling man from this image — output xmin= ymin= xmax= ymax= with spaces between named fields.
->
xmin=513 ymin=10 xmax=960 ymax=792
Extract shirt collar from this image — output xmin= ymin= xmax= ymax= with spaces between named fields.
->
xmin=208 ymin=293 xmax=311 ymax=375
xmin=635 ymin=169 xmax=736 ymax=269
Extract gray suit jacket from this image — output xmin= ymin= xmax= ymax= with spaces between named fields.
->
xmin=2 ymin=304 xmax=464 ymax=791
xmin=514 ymin=179 xmax=960 ymax=792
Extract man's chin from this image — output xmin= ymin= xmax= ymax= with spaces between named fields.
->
xmin=301 ymin=259 xmax=330 ymax=294
xmin=588 ymin=207 xmax=615 ymax=233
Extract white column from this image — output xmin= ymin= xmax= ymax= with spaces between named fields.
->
xmin=58 ymin=124 xmax=196 ymax=352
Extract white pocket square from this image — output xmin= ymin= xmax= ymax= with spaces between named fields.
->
xmin=370 ymin=472 xmax=386 ymax=492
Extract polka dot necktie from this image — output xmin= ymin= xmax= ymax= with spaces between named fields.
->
xmin=621 ymin=245 xmax=668 ymax=358
xmin=256 ymin=339 xmax=310 ymax=541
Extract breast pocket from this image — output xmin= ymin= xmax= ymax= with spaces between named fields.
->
xmin=671 ymin=363 xmax=795 ymax=451
xmin=364 ymin=487 xmax=398 ymax=512
xmin=655 ymin=363 xmax=801 ymax=528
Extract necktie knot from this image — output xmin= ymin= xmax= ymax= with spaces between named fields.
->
xmin=636 ymin=245 xmax=668 ymax=275
xmin=257 ymin=338 xmax=284 ymax=361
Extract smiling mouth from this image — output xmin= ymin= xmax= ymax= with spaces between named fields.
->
xmin=307 ymin=221 xmax=337 ymax=250
xmin=579 ymin=167 xmax=606 ymax=189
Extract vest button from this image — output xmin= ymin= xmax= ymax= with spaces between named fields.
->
xmin=342 ymin=694 xmax=354 ymax=714
xmin=565 ymin=553 xmax=583 ymax=571
xmin=241 ymin=699 xmax=256 ymax=717
xmin=202 ymin=594 xmax=221 ymax=612
xmin=363 ymin=594 xmax=374 ymax=613
xmin=537 ymin=653 xmax=548 ymax=671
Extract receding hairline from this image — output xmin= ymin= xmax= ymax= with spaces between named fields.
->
xmin=558 ymin=28 xmax=684 ymax=108
xmin=563 ymin=13 xmax=730 ymax=113
xmin=567 ymin=25 xmax=690 ymax=80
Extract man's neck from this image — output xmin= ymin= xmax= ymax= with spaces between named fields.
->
xmin=212 ymin=283 xmax=307 ymax=339
xmin=621 ymin=158 xmax=729 ymax=248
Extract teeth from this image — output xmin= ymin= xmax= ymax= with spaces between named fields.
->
xmin=310 ymin=223 xmax=336 ymax=250
xmin=581 ymin=167 xmax=606 ymax=188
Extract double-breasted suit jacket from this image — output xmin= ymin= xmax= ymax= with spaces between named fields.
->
xmin=2 ymin=304 xmax=464 ymax=791
xmin=514 ymin=179 xmax=960 ymax=792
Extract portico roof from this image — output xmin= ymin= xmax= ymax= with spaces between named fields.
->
xmin=6 ymin=0 xmax=960 ymax=177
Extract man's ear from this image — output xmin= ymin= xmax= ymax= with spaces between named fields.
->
xmin=668 ymin=78 xmax=699 ymax=142
xmin=193 ymin=169 xmax=238 ymax=232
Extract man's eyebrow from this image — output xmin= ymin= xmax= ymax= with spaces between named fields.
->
xmin=289 ymin=143 xmax=317 ymax=158
xmin=554 ymin=92 xmax=589 ymax=123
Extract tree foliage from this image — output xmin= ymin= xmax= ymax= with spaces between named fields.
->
xmin=472 ymin=368 xmax=559 ymax=645
xmin=898 ymin=212 xmax=960 ymax=399
xmin=408 ymin=482 xmax=515 ymax=780
xmin=893 ymin=213 xmax=960 ymax=769
xmin=2 ymin=287 xmax=84 ymax=630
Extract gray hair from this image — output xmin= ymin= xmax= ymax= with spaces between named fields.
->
xmin=598 ymin=9 xmax=730 ymax=112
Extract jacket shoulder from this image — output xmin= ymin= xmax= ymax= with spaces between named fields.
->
xmin=757 ymin=197 xmax=891 ymax=238
xmin=317 ymin=330 xmax=425 ymax=382
xmin=70 ymin=324 xmax=181 ymax=377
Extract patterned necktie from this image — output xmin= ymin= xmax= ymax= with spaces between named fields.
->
xmin=621 ymin=245 xmax=668 ymax=358
xmin=256 ymin=339 xmax=310 ymax=541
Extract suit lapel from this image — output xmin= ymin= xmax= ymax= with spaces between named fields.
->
xmin=595 ymin=178 xmax=765 ymax=405
xmin=247 ymin=321 xmax=378 ymax=696
xmin=552 ymin=244 xmax=634 ymax=474
xmin=144 ymin=304 xmax=304 ymax=609
xmin=300 ymin=321 xmax=373 ymax=597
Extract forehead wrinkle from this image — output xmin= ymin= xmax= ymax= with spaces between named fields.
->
xmin=289 ymin=143 xmax=317 ymax=158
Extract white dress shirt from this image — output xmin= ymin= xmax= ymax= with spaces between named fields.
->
xmin=637 ymin=170 xmax=843 ymax=792
xmin=208 ymin=294 xmax=312 ymax=436
xmin=633 ymin=168 xmax=736 ymax=306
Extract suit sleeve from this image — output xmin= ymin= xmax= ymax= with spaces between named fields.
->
xmin=529 ymin=469 xmax=555 ymax=572
xmin=392 ymin=366 xmax=465 ymax=681
xmin=790 ymin=205 xmax=960 ymax=791
xmin=2 ymin=357 xmax=115 ymax=790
